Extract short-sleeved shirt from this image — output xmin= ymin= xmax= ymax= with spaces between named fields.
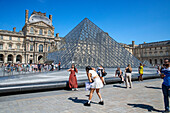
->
xmin=89 ymin=70 xmax=98 ymax=78
xmin=161 ymin=67 xmax=170 ymax=86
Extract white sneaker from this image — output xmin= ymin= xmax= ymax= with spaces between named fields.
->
xmin=75 ymin=88 xmax=78 ymax=91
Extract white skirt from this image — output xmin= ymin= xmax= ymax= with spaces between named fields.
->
xmin=90 ymin=77 xmax=103 ymax=89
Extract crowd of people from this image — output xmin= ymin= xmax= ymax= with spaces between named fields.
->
xmin=1 ymin=61 xmax=61 ymax=75
xmin=67 ymin=60 xmax=170 ymax=112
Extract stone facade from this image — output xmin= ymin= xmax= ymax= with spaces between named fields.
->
xmin=0 ymin=10 xmax=61 ymax=65
xmin=120 ymin=40 xmax=170 ymax=66
xmin=133 ymin=40 xmax=170 ymax=66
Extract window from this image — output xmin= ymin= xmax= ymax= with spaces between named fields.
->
xmin=0 ymin=36 xmax=3 ymax=40
xmin=9 ymin=36 xmax=12 ymax=40
xmin=160 ymin=59 xmax=163 ymax=64
xmin=30 ymin=45 xmax=33 ymax=51
xmin=31 ymin=37 xmax=33 ymax=41
xmin=150 ymin=59 xmax=152 ymax=64
xmin=39 ymin=29 xmax=43 ymax=35
xmin=155 ymin=47 xmax=156 ymax=50
xmin=48 ymin=46 xmax=50 ymax=52
xmin=30 ymin=55 xmax=33 ymax=57
xmin=39 ymin=44 xmax=43 ymax=52
xmin=18 ymin=37 xmax=20 ymax=41
xmin=0 ymin=44 xmax=3 ymax=50
xmin=150 ymin=48 xmax=151 ymax=50
xmin=9 ymin=44 xmax=12 ymax=49
xmin=48 ymin=30 xmax=51 ymax=36
xmin=160 ymin=47 xmax=162 ymax=49
xmin=155 ymin=59 xmax=157 ymax=64
xmin=0 ymin=54 xmax=3 ymax=62
xmin=30 ymin=27 xmax=34 ymax=34
xmin=17 ymin=45 xmax=20 ymax=50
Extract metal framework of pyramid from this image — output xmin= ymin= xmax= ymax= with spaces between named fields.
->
xmin=47 ymin=18 xmax=141 ymax=68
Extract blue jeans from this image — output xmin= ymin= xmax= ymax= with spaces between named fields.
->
xmin=162 ymin=84 xmax=170 ymax=111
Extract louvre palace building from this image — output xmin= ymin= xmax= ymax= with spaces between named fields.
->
xmin=0 ymin=10 xmax=61 ymax=65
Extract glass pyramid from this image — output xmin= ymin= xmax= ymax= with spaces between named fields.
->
xmin=47 ymin=18 xmax=141 ymax=68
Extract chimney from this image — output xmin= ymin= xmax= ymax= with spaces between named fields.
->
xmin=49 ymin=15 xmax=52 ymax=22
xmin=144 ymin=42 xmax=146 ymax=44
xmin=132 ymin=41 xmax=135 ymax=48
xmin=56 ymin=33 xmax=59 ymax=37
xmin=25 ymin=10 xmax=29 ymax=23
xmin=13 ymin=27 xmax=16 ymax=32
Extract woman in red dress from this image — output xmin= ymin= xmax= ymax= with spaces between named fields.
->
xmin=68 ymin=64 xmax=78 ymax=91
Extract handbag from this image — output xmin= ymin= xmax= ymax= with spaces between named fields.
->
xmin=102 ymin=71 xmax=107 ymax=77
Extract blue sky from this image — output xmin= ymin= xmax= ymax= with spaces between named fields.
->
xmin=0 ymin=0 xmax=169 ymax=45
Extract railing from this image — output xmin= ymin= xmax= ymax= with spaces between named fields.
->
xmin=0 ymin=66 xmax=62 ymax=77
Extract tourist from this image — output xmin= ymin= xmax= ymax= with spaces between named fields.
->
xmin=84 ymin=66 xmax=104 ymax=106
xmin=115 ymin=67 xmax=124 ymax=82
xmin=97 ymin=65 xmax=106 ymax=85
xmin=38 ymin=62 xmax=41 ymax=72
xmin=55 ymin=63 xmax=58 ymax=70
xmin=138 ymin=63 xmax=143 ymax=81
xmin=160 ymin=58 xmax=170 ymax=112
xmin=58 ymin=61 xmax=61 ymax=70
xmin=125 ymin=64 xmax=132 ymax=88
xmin=67 ymin=64 xmax=78 ymax=91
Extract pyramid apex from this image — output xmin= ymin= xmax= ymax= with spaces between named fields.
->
xmin=84 ymin=18 xmax=88 ymax=20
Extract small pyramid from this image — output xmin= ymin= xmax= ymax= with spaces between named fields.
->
xmin=47 ymin=18 xmax=141 ymax=68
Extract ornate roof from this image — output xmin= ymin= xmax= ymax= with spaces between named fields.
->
xmin=28 ymin=14 xmax=52 ymax=26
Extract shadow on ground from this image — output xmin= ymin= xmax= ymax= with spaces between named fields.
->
xmin=68 ymin=97 xmax=98 ymax=105
xmin=127 ymin=103 xmax=163 ymax=112
xmin=145 ymin=86 xmax=161 ymax=89
xmin=113 ymin=85 xmax=126 ymax=89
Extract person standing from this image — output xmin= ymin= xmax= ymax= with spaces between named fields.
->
xmin=125 ymin=64 xmax=132 ymax=88
xmin=138 ymin=63 xmax=143 ymax=81
xmin=160 ymin=58 xmax=170 ymax=112
xmin=84 ymin=66 xmax=104 ymax=106
xmin=115 ymin=67 xmax=124 ymax=82
xmin=68 ymin=64 xmax=78 ymax=91
xmin=97 ymin=65 xmax=106 ymax=85
xmin=38 ymin=62 xmax=41 ymax=72
xmin=58 ymin=61 xmax=61 ymax=70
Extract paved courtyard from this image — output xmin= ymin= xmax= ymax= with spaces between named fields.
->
xmin=0 ymin=78 xmax=165 ymax=113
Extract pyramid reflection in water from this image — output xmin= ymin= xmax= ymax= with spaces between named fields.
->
xmin=47 ymin=18 xmax=141 ymax=68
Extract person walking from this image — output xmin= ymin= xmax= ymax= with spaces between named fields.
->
xmin=84 ymin=66 xmax=104 ymax=106
xmin=125 ymin=64 xmax=132 ymax=88
xmin=138 ymin=63 xmax=143 ymax=81
xmin=115 ymin=67 xmax=124 ymax=82
xmin=68 ymin=64 xmax=78 ymax=91
xmin=160 ymin=58 xmax=170 ymax=112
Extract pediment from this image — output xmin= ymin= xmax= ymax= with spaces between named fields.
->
xmin=29 ymin=21 xmax=54 ymax=28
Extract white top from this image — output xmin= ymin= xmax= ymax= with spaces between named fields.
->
xmin=89 ymin=70 xmax=98 ymax=78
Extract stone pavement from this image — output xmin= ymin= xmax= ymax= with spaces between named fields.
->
xmin=0 ymin=78 xmax=165 ymax=113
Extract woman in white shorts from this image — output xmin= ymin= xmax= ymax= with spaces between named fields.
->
xmin=84 ymin=66 xmax=104 ymax=106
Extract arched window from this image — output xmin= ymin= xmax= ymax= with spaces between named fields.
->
xmin=150 ymin=59 xmax=152 ymax=64
xmin=8 ymin=54 xmax=13 ymax=62
xmin=160 ymin=59 xmax=163 ymax=64
xmin=39 ymin=29 xmax=43 ymax=35
xmin=155 ymin=59 xmax=157 ymax=64
xmin=16 ymin=55 xmax=22 ymax=63
xmin=48 ymin=30 xmax=51 ymax=36
xmin=0 ymin=54 xmax=4 ymax=62
xmin=39 ymin=44 xmax=43 ymax=52
xmin=30 ymin=27 xmax=34 ymax=34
